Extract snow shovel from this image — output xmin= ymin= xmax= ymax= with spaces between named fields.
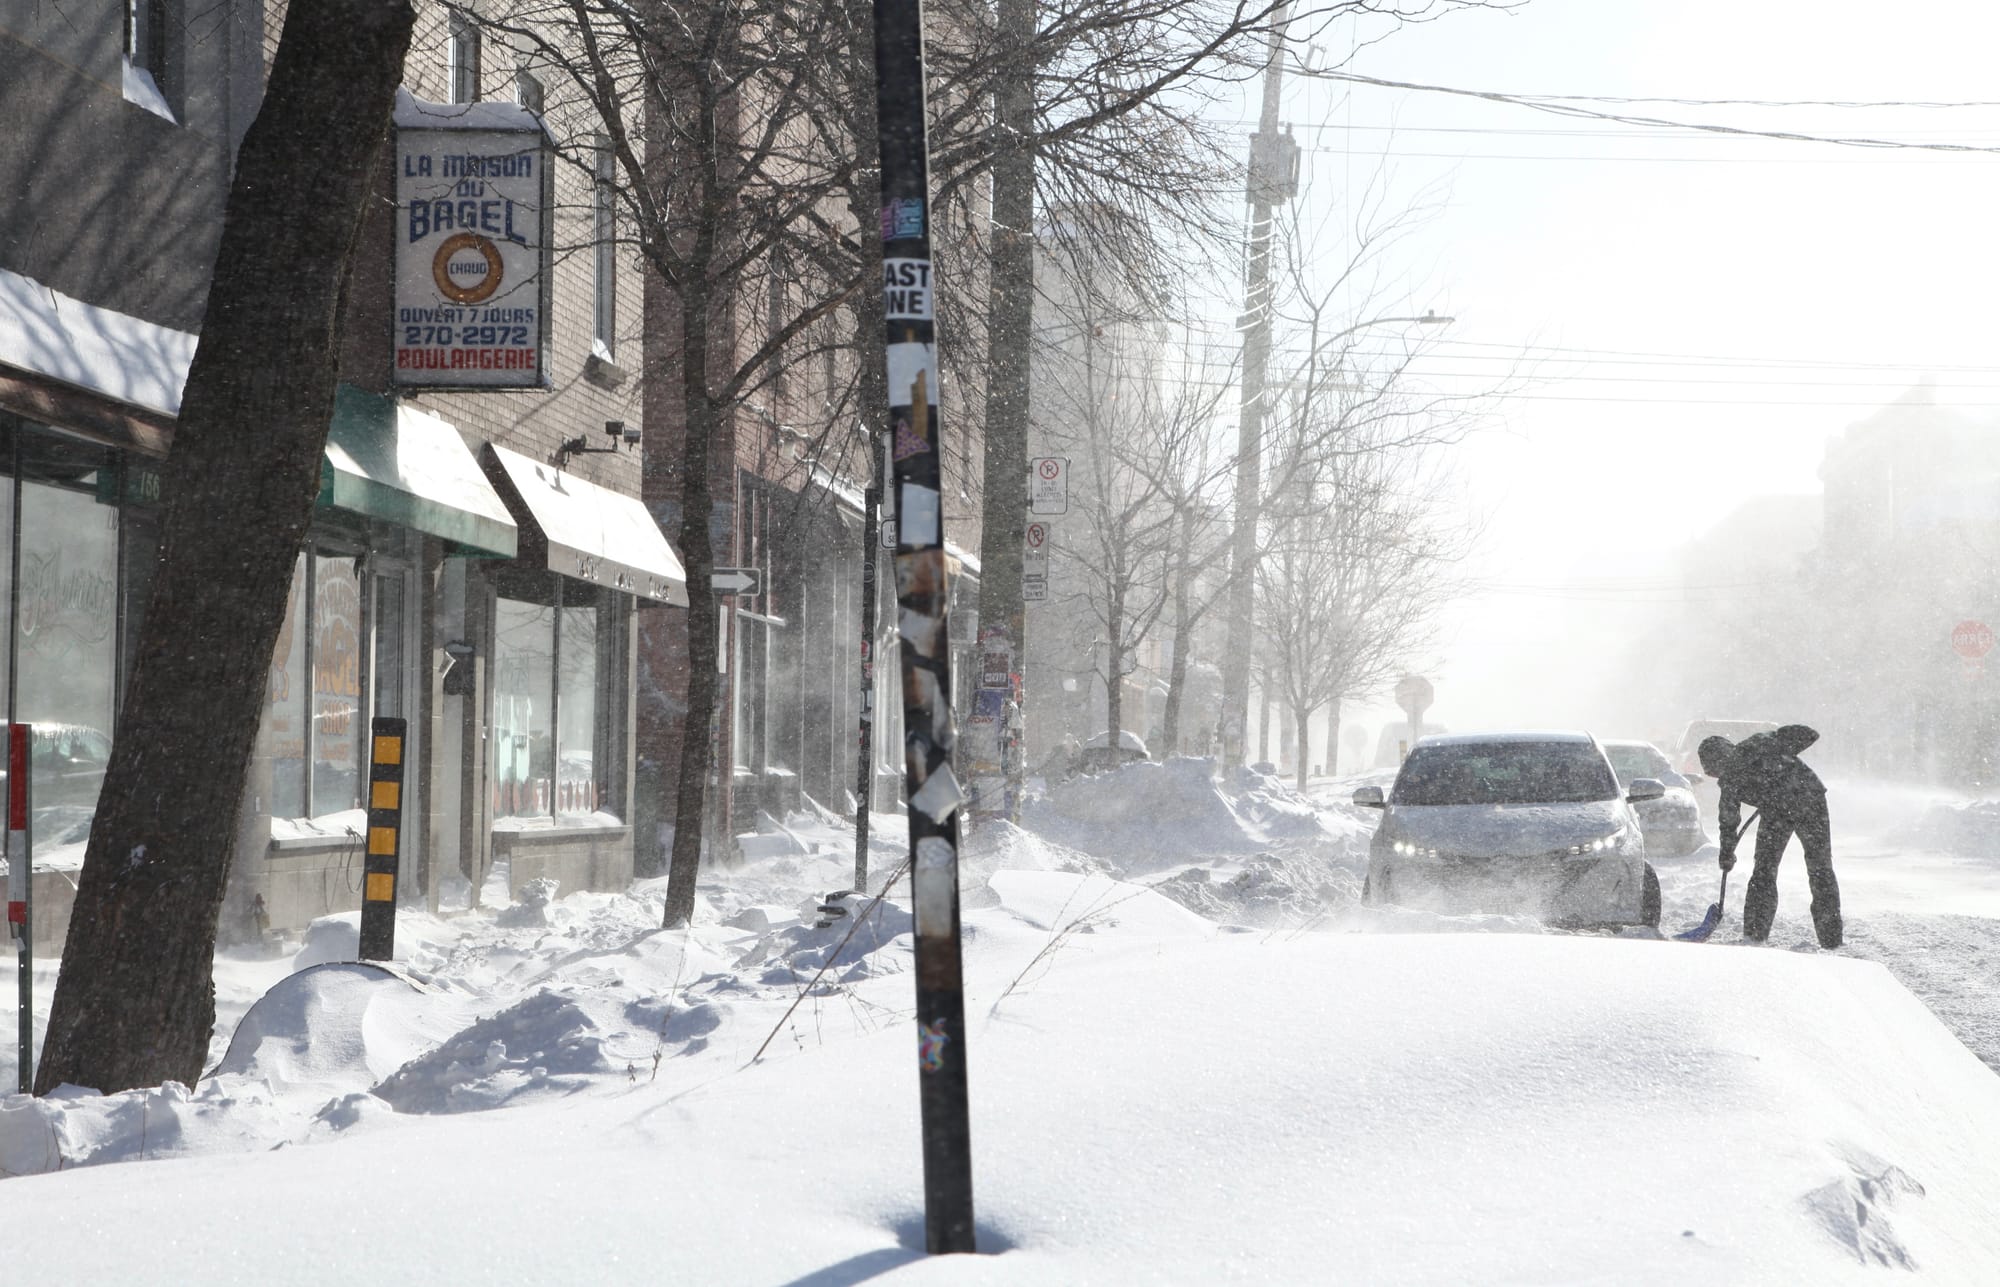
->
xmin=1675 ymin=810 xmax=1757 ymax=942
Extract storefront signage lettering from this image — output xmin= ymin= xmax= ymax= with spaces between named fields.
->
xmin=395 ymin=110 xmax=551 ymax=390
xmin=18 ymin=548 xmax=114 ymax=653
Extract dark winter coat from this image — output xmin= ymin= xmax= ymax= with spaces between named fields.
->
xmin=1705 ymin=724 xmax=1825 ymax=848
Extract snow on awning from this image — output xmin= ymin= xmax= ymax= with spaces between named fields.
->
xmin=0 ymin=267 xmax=194 ymax=417
xmin=320 ymin=385 xmax=519 ymax=559
xmin=482 ymin=444 xmax=688 ymax=605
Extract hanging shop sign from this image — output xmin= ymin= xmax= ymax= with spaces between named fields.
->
xmin=393 ymin=93 xmax=553 ymax=390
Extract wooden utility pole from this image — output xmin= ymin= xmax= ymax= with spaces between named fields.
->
xmin=872 ymin=0 xmax=976 ymax=1253
xmin=1218 ymin=5 xmax=1295 ymax=765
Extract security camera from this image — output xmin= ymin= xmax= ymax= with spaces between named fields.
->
xmin=604 ymin=420 xmax=625 ymax=441
xmin=621 ymin=423 xmax=641 ymax=447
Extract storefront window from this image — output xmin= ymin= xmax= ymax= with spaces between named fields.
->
xmin=558 ymin=599 xmax=597 ymax=813
xmin=263 ymin=549 xmax=372 ymax=821
xmin=493 ymin=596 xmax=553 ymax=818
xmin=267 ymin=555 xmax=308 ymax=818
xmin=311 ymin=553 xmax=364 ymax=811
xmin=18 ymin=481 xmax=119 ymax=855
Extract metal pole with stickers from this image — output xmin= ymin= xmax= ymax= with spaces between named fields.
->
xmin=873 ymin=0 xmax=975 ymax=1254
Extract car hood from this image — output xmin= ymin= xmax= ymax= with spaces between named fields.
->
xmin=1379 ymin=800 xmax=1627 ymax=857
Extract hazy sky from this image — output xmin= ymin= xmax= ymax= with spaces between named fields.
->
xmin=1217 ymin=0 xmax=2000 ymax=755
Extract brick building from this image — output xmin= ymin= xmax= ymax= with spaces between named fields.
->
xmin=0 ymin=1 xmax=684 ymax=950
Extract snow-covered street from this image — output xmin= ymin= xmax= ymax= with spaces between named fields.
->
xmin=0 ymin=762 xmax=1996 ymax=1283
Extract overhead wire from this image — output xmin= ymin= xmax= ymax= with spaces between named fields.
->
xmin=1301 ymin=70 xmax=2000 ymax=155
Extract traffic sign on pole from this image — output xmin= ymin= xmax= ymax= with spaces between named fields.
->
xmin=1028 ymin=457 xmax=1068 ymax=514
xmin=1022 ymin=552 xmax=1048 ymax=601
xmin=711 ymin=567 xmax=763 ymax=596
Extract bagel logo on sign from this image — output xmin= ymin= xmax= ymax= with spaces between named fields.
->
xmin=433 ymin=233 xmax=504 ymax=304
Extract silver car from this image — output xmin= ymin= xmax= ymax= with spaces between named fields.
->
xmin=1355 ymin=732 xmax=1663 ymax=929
xmin=1603 ymin=739 xmax=1705 ymax=856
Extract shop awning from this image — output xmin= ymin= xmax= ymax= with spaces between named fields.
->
xmin=483 ymin=443 xmax=688 ymax=605
xmin=320 ymin=385 xmax=519 ymax=558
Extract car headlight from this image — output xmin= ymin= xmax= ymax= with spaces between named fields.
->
xmin=1564 ymin=827 xmax=1628 ymax=856
xmin=1391 ymin=841 xmax=1442 ymax=858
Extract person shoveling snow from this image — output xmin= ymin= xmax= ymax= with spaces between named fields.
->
xmin=1699 ymin=725 xmax=1843 ymax=949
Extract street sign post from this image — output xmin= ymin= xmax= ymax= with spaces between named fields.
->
xmin=1028 ymin=457 xmax=1068 ymax=514
xmin=1022 ymin=552 xmax=1048 ymax=602
xmin=1022 ymin=522 xmax=1049 ymax=601
xmin=711 ymin=567 xmax=763 ymax=596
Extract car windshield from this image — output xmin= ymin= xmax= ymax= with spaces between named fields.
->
xmin=1605 ymin=744 xmax=1671 ymax=785
xmin=1392 ymin=742 xmax=1618 ymax=806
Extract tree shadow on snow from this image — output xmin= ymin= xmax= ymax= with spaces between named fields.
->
xmin=771 ymin=1215 xmax=1016 ymax=1286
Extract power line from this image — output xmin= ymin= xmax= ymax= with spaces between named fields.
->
xmin=1294 ymin=145 xmax=1978 ymax=165
xmin=1306 ymin=70 xmax=2000 ymax=155
xmin=1163 ymin=330 xmax=2000 ymax=376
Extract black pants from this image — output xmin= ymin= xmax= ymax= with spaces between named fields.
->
xmin=1742 ymin=799 xmax=1842 ymax=948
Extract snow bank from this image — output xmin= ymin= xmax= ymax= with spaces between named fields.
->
xmin=5 ymin=931 xmax=2000 ymax=1284
xmin=987 ymin=870 xmax=1215 ymax=939
xmin=1903 ymin=799 xmax=2000 ymax=858
xmin=1026 ymin=756 xmax=1364 ymax=870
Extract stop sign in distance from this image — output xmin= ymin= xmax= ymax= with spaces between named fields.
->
xmin=1952 ymin=620 xmax=1994 ymax=659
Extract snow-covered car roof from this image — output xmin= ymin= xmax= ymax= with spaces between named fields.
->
xmin=1415 ymin=730 xmax=1596 ymax=748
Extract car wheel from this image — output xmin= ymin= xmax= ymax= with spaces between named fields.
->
xmin=1640 ymin=863 xmax=1662 ymax=928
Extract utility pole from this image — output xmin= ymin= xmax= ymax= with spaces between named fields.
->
xmin=1218 ymin=4 xmax=1297 ymax=766
xmin=873 ymin=0 xmax=976 ymax=1254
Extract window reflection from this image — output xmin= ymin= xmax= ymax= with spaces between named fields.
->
xmin=268 ymin=555 xmax=307 ymax=817
xmin=558 ymin=599 xmax=597 ymax=814
xmin=311 ymin=554 xmax=364 ymax=812
xmin=493 ymin=597 xmax=553 ymax=818
xmin=17 ymin=481 xmax=118 ymax=857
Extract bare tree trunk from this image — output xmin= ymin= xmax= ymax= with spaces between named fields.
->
xmin=1158 ymin=514 xmax=1195 ymax=757
xmin=1104 ymin=589 xmax=1125 ymax=759
xmin=971 ymin=0 xmax=1036 ymax=817
xmin=842 ymin=0 xmax=889 ymax=882
xmin=1160 ymin=610 xmax=1191 ymax=759
xmin=34 ymin=0 xmax=415 ymax=1096
xmin=1294 ymin=701 xmax=1312 ymax=791
xmin=665 ymin=280 xmax=720 ymax=928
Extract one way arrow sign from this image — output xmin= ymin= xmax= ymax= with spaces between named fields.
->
xmin=711 ymin=567 xmax=762 ymax=596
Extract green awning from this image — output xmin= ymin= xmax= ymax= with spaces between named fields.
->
xmin=319 ymin=384 xmax=518 ymax=557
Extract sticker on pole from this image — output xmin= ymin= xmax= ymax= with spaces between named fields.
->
xmin=883 ymin=259 xmax=934 ymax=320
xmin=1029 ymin=458 xmax=1068 ymax=515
